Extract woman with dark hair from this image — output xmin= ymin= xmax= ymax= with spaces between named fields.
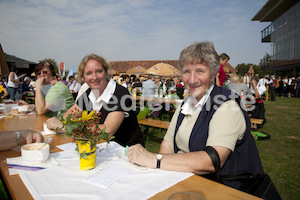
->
xmin=7 ymin=66 xmax=26 ymax=101
xmin=34 ymin=61 xmax=74 ymax=117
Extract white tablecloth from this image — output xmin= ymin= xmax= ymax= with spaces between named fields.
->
xmin=19 ymin=142 xmax=193 ymax=200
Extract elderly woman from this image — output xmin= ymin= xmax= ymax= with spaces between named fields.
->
xmin=46 ymin=54 xmax=144 ymax=147
xmin=34 ymin=61 xmax=74 ymax=117
xmin=127 ymin=41 xmax=263 ymax=189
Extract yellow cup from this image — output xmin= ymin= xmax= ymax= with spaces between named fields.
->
xmin=78 ymin=141 xmax=96 ymax=171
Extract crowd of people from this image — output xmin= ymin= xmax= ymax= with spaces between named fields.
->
xmin=0 ymin=41 xmax=296 ymax=199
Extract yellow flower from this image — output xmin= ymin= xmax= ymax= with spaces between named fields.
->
xmin=81 ymin=110 xmax=98 ymax=121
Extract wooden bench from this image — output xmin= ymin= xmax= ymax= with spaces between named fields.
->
xmin=138 ymin=118 xmax=170 ymax=142
xmin=250 ymin=118 xmax=264 ymax=129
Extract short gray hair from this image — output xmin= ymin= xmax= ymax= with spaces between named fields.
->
xmin=178 ymin=41 xmax=220 ymax=77
xmin=24 ymin=76 xmax=31 ymax=82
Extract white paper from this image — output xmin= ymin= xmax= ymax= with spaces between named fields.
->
xmin=19 ymin=142 xmax=194 ymax=200
xmin=83 ymin=166 xmax=130 ymax=189
xmin=56 ymin=142 xmax=77 ymax=151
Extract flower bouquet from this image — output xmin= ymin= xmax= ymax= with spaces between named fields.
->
xmin=59 ymin=109 xmax=112 ymax=170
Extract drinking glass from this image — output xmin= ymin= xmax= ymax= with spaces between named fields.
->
xmin=4 ymin=100 xmax=14 ymax=118
xmin=168 ymin=192 xmax=206 ymax=200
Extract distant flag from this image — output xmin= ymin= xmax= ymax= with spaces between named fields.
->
xmin=66 ymin=65 xmax=74 ymax=81
xmin=59 ymin=62 xmax=64 ymax=76
xmin=63 ymin=63 xmax=66 ymax=77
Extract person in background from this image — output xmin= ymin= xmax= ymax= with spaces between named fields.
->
xmin=61 ymin=77 xmax=68 ymax=85
xmin=34 ymin=61 xmax=74 ymax=117
xmin=295 ymin=76 xmax=300 ymax=98
xmin=216 ymin=53 xmax=229 ymax=87
xmin=46 ymin=54 xmax=144 ymax=147
xmin=67 ymin=75 xmax=81 ymax=99
xmin=132 ymin=78 xmax=142 ymax=89
xmin=142 ymin=74 xmax=157 ymax=97
xmin=0 ymin=74 xmax=9 ymax=100
xmin=121 ymin=74 xmax=130 ymax=90
xmin=0 ymin=130 xmax=43 ymax=151
xmin=243 ymin=72 xmax=251 ymax=86
xmin=21 ymin=76 xmax=31 ymax=95
xmin=127 ymin=41 xmax=263 ymax=190
xmin=249 ymin=76 xmax=266 ymax=127
xmin=270 ymin=75 xmax=277 ymax=101
xmin=7 ymin=66 xmax=26 ymax=101
xmin=227 ymin=74 xmax=251 ymax=96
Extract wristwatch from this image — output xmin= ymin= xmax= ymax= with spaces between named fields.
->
xmin=156 ymin=154 xmax=163 ymax=169
xmin=16 ymin=130 xmax=21 ymax=146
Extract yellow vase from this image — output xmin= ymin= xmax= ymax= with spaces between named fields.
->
xmin=78 ymin=141 xmax=96 ymax=171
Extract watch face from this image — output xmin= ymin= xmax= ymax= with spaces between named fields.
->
xmin=156 ymin=154 xmax=163 ymax=160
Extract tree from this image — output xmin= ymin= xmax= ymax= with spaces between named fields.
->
xmin=38 ymin=58 xmax=58 ymax=74
xmin=236 ymin=63 xmax=273 ymax=77
xmin=236 ymin=63 xmax=253 ymax=76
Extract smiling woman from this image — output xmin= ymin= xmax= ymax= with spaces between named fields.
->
xmin=45 ymin=54 xmax=144 ymax=147
xmin=127 ymin=41 xmax=265 ymax=194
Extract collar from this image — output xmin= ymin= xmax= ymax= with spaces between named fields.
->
xmin=181 ymin=85 xmax=214 ymax=115
xmin=88 ymin=79 xmax=116 ymax=111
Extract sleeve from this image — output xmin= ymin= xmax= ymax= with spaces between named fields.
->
xmin=45 ymin=83 xmax=69 ymax=112
xmin=206 ymin=100 xmax=246 ymax=151
xmin=163 ymin=105 xmax=182 ymax=143
xmin=217 ymin=65 xmax=222 ymax=74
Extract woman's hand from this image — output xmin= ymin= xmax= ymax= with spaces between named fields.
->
xmin=35 ymin=77 xmax=44 ymax=89
xmin=46 ymin=117 xmax=64 ymax=130
xmin=127 ymin=144 xmax=156 ymax=168
xmin=18 ymin=100 xmax=28 ymax=105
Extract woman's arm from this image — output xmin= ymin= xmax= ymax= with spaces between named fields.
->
xmin=1 ymin=87 xmax=9 ymax=98
xmin=18 ymin=74 xmax=26 ymax=80
xmin=128 ymin=144 xmax=231 ymax=174
xmin=216 ymin=73 xmax=220 ymax=86
xmin=35 ymin=77 xmax=48 ymax=114
xmin=46 ymin=104 xmax=82 ymax=130
xmin=0 ymin=130 xmax=43 ymax=151
xmin=159 ymin=139 xmax=174 ymax=154
xmin=98 ymin=111 xmax=125 ymax=138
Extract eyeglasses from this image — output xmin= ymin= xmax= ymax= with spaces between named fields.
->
xmin=36 ymin=70 xmax=49 ymax=76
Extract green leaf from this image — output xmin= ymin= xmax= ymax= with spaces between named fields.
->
xmin=80 ymin=152 xmax=88 ymax=159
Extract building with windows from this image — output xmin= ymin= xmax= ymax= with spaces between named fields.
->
xmin=252 ymin=0 xmax=300 ymax=76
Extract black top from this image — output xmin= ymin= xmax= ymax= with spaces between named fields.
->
xmin=76 ymin=83 xmax=144 ymax=147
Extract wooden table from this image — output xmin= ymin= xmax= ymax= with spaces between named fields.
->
xmin=0 ymin=114 xmax=261 ymax=200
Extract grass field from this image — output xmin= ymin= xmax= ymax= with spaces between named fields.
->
xmin=144 ymin=96 xmax=300 ymax=200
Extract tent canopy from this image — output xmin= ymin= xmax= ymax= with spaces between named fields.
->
xmin=146 ymin=63 xmax=180 ymax=76
xmin=126 ymin=66 xmax=146 ymax=74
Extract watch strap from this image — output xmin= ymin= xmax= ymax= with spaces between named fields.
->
xmin=156 ymin=159 xmax=161 ymax=169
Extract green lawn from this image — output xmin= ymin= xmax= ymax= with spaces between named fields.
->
xmin=145 ymin=97 xmax=300 ymax=200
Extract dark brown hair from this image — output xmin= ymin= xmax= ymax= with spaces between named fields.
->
xmin=34 ymin=61 xmax=56 ymax=77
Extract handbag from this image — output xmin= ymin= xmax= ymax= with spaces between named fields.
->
xmin=203 ymin=146 xmax=282 ymax=200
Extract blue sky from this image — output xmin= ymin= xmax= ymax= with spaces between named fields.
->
xmin=0 ymin=0 xmax=270 ymax=72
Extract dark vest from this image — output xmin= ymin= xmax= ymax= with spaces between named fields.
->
xmin=174 ymin=85 xmax=264 ymax=189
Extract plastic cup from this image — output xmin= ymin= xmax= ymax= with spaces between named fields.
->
xmin=4 ymin=100 xmax=14 ymax=118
